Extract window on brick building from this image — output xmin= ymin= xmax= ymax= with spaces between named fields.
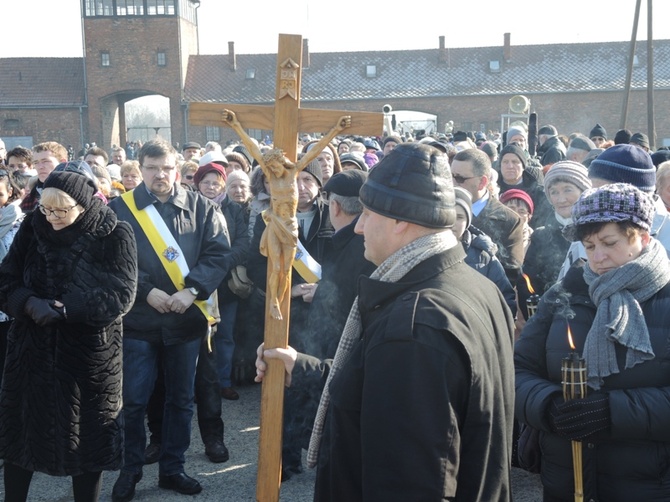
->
xmin=206 ymin=127 xmax=220 ymax=142
xmin=147 ymin=0 xmax=176 ymax=15
xmin=157 ymin=52 xmax=167 ymax=66
xmin=101 ymin=52 xmax=111 ymax=67
xmin=116 ymin=0 xmax=144 ymax=15
xmin=3 ymin=119 xmax=20 ymax=130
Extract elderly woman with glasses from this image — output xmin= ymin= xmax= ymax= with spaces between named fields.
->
xmin=0 ymin=170 xmax=137 ymax=501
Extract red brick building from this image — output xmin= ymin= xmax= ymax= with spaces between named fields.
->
xmin=0 ymin=0 xmax=669 ymax=152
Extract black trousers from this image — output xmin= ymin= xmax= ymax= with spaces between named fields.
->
xmin=146 ymin=335 xmax=223 ymax=445
xmin=4 ymin=463 xmax=102 ymax=502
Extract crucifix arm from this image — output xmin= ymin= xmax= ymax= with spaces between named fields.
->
xmin=297 ymin=115 xmax=352 ymax=170
xmin=221 ymin=109 xmax=266 ymax=167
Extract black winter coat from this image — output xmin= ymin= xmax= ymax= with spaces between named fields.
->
xmin=517 ymin=217 xmax=571 ymax=319
xmin=462 ymin=226 xmax=517 ymax=315
xmin=217 ymin=196 xmax=250 ymax=304
xmin=515 ymin=264 xmax=670 ymax=501
xmin=109 ymin=184 xmax=231 ymax=344
xmin=301 ymin=216 xmax=375 ymax=358
xmin=0 ymin=203 xmax=137 ymax=476
xmin=498 ymin=170 xmax=553 ymax=230
xmin=472 ymin=195 xmax=524 ymax=283
xmin=303 ymin=245 xmax=515 ymax=502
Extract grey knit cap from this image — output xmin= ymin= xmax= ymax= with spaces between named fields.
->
xmin=544 ymin=160 xmax=592 ymax=196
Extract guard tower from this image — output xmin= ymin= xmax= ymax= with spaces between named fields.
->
xmin=81 ymin=0 xmax=200 ymax=150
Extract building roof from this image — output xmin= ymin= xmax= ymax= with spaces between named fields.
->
xmin=184 ymin=40 xmax=670 ymax=104
xmin=0 ymin=58 xmax=86 ymax=107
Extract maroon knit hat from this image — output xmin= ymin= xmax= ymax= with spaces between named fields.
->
xmin=499 ymin=188 xmax=534 ymax=215
xmin=193 ymin=162 xmax=227 ymax=187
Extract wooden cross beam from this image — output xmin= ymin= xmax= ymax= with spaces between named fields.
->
xmin=189 ymin=34 xmax=382 ymax=502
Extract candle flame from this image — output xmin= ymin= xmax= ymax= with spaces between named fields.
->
xmin=567 ymin=324 xmax=576 ymax=350
xmin=522 ymin=273 xmax=535 ymax=294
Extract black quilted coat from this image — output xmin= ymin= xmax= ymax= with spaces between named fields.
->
xmin=0 ymin=201 xmax=137 ymax=476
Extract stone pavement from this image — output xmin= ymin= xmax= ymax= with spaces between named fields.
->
xmin=12 ymin=383 xmax=542 ymax=501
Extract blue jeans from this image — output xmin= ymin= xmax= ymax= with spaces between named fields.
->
xmin=215 ymin=301 xmax=238 ymax=388
xmin=121 ymin=337 xmax=201 ymax=476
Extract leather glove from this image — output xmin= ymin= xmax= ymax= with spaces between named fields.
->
xmin=24 ymin=297 xmax=64 ymax=327
xmin=548 ymin=393 xmax=610 ymax=441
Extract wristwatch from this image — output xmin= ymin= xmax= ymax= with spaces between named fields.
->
xmin=187 ymin=286 xmax=199 ymax=297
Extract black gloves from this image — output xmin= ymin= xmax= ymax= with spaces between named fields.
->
xmin=24 ymin=297 xmax=64 ymax=327
xmin=548 ymin=393 xmax=611 ymax=441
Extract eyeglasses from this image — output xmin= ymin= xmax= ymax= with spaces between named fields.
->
xmin=199 ymin=181 xmax=223 ymax=189
xmin=452 ymin=173 xmax=479 ymax=184
xmin=142 ymin=164 xmax=176 ymax=174
xmin=39 ymin=204 xmax=77 ymax=219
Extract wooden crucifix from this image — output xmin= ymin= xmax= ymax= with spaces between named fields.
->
xmin=189 ymin=33 xmax=382 ymax=502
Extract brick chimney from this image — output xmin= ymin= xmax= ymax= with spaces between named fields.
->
xmin=438 ymin=35 xmax=449 ymax=64
xmin=228 ymin=41 xmax=236 ymax=71
xmin=302 ymin=38 xmax=310 ymax=68
xmin=503 ymin=33 xmax=511 ymax=62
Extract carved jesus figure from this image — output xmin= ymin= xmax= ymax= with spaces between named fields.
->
xmin=222 ymin=109 xmax=351 ymax=320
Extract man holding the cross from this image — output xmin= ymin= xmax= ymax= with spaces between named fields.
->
xmin=256 ymin=142 xmax=515 ymax=501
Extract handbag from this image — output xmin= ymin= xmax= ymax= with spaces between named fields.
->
xmin=516 ymin=422 xmax=542 ymax=473
xmin=228 ymin=265 xmax=254 ymax=299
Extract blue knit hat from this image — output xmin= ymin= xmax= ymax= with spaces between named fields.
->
xmin=587 ymin=144 xmax=656 ymax=193
xmin=567 ymin=183 xmax=655 ymax=240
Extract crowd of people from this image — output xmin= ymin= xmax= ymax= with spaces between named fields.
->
xmin=0 ymin=120 xmax=669 ymax=501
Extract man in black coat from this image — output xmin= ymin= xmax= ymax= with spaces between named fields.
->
xmin=256 ymin=143 xmax=515 ymax=501
xmin=281 ymin=170 xmax=375 ymax=480
xmin=109 ymin=139 xmax=231 ymax=501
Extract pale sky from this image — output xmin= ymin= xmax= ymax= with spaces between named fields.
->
xmin=1 ymin=0 xmax=669 ymax=58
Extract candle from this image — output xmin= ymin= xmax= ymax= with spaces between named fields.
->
xmin=522 ymin=273 xmax=541 ymax=318
xmin=561 ymin=323 xmax=586 ymax=502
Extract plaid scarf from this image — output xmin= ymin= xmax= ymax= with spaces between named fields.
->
xmin=306 ymin=231 xmax=454 ymax=468
xmin=583 ymin=238 xmax=670 ymax=389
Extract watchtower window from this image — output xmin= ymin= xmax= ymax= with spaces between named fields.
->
xmin=147 ymin=0 xmax=175 ymax=15
xmin=101 ymin=52 xmax=111 ymax=67
xmin=157 ymin=51 xmax=167 ymax=66
xmin=116 ymin=0 xmax=144 ymax=15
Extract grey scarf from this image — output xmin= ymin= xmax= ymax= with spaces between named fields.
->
xmin=583 ymin=238 xmax=670 ymax=389
xmin=306 ymin=231 xmax=454 ymax=468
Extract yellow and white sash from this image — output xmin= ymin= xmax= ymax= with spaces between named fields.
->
xmin=119 ymin=192 xmax=216 ymax=328
xmin=261 ymin=209 xmax=321 ymax=283
xmin=294 ymin=238 xmax=321 ymax=283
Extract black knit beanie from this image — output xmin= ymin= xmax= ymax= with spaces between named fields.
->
xmin=43 ymin=171 xmax=97 ymax=210
xmin=359 ymin=143 xmax=455 ymax=228
xmin=589 ymin=123 xmax=608 ymax=140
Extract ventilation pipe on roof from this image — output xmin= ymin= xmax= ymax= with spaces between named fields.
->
xmin=439 ymin=36 xmax=449 ymax=65
xmin=303 ymin=38 xmax=310 ymax=69
xmin=504 ymin=33 xmax=511 ymax=62
xmin=228 ymin=41 xmax=236 ymax=71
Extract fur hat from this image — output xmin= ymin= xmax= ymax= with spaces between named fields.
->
xmin=359 ymin=143 xmax=455 ymax=228
xmin=588 ymin=144 xmax=656 ymax=193
xmin=499 ymin=188 xmax=535 ymax=215
xmin=43 ymin=171 xmax=97 ymax=210
xmin=225 ymin=151 xmax=250 ymax=170
xmin=589 ymin=124 xmax=608 ymax=140
xmin=193 ymin=162 xmax=227 ymax=187
xmin=569 ymin=183 xmax=655 ymax=240
xmin=544 ymin=160 xmax=592 ymax=195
